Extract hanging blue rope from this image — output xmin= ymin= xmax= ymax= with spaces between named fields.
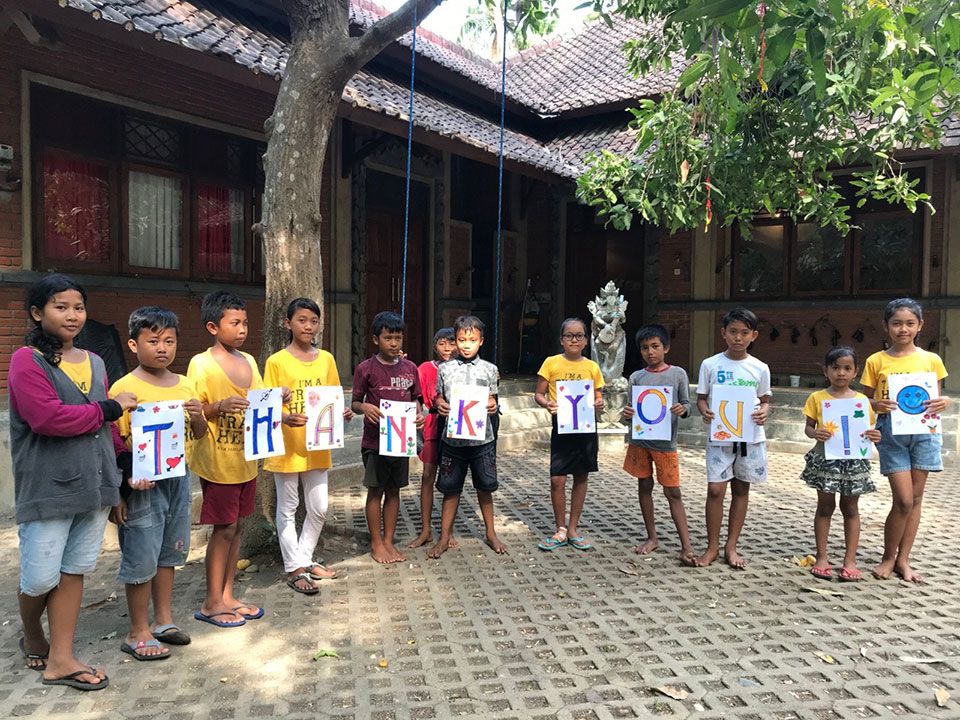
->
xmin=400 ymin=4 xmax=418 ymax=320
xmin=492 ymin=0 xmax=508 ymax=365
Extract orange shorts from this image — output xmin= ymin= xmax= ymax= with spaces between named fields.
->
xmin=623 ymin=445 xmax=680 ymax=488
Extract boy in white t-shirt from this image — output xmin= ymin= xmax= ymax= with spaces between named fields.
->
xmin=694 ymin=308 xmax=771 ymax=569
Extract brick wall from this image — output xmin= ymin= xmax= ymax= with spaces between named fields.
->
xmin=657 ymin=229 xmax=692 ymax=300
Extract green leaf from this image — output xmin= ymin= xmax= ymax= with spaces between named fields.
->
xmin=763 ymin=28 xmax=796 ymax=71
xmin=805 ymin=27 xmax=826 ymax=59
xmin=313 ymin=649 xmax=340 ymax=660
xmin=671 ymin=0 xmax=754 ymax=24
xmin=677 ymin=56 xmax=712 ymax=91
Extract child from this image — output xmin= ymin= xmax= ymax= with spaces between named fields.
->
xmin=187 ymin=291 xmax=265 ymax=626
xmin=621 ymin=324 xmax=694 ymax=564
xmin=351 ymin=311 xmax=424 ymax=564
xmin=10 ymin=274 xmax=136 ymax=690
xmin=535 ymin=318 xmax=604 ymax=551
xmin=801 ymin=347 xmax=881 ymax=582
xmin=409 ymin=327 xmax=458 ymax=549
xmin=110 ymin=307 xmax=208 ymax=657
xmin=695 ymin=308 xmax=771 ymax=569
xmin=861 ymin=298 xmax=949 ymax=584
xmin=264 ymin=298 xmax=351 ymax=594
xmin=429 ymin=315 xmax=506 ymax=558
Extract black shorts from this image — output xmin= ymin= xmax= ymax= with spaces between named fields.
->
xmin=549 ymin=419 xmax=598 ymax=476
xmin=436 ymin=443 xmax=498 ymax=496
xmin=362 ymin=449 xmax=410 ymax=489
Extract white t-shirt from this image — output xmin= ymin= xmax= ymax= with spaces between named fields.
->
xmin=697 ymin=352 xmax=772 ymax=444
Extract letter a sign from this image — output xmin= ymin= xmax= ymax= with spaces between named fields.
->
xmin=304 ymin=386 xmax=345 ymax=451
xmin=557 ymin=380 xmax=595 ymax=435
xmin=709 ymin=386 xmax=758 ymax=443
xmin=446 ymin=386 xmax=490 ymax=442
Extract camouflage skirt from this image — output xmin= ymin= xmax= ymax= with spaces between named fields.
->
xmin=801 ymin=443 xmax=876 ymax=496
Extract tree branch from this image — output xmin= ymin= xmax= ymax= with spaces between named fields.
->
xmin=349 ymin=0 xmax=441 ymax=69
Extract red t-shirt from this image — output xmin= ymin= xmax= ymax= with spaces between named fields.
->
xmin=418 ymin=360 xmax=442 ymax=441
xmin=352 ymin=355 xmax=423 ymax=451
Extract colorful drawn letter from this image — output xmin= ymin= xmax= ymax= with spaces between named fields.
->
xmin=244 ymin=388 xmax=285 ymax=461
xmin=556 ymin=380 xmax=595 ymax=435
xmin=446 ymin=386 xmax=491 ymax=441
xmin=709 ymin=386 xmax=758 ymax=443
xmin=130 ymin=402 xmax=186 ymax=481
xmin=630 ymin=386 xmax=672 ymax=442
xmin=379 ymin=399 xmax=417 ymax=457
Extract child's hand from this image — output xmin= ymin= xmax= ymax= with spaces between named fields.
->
xmin=360 ymin=402 xmax=383 ymax=424
xmin=864 ymin=428 xmax=882 ymax=443
xmin=113 ymin=391 xmax=138 ymax=411
xmin=670 ymin=403 xmax=686 ymax=416
xmin=872 ymin=398 xmax=898 ymax=414
xmin=343 ymin=407 xmax=354 ymax=422
xmin=281 ymin=386 xmax=292 ymax=404
xmin=129 ymin=478 xmax=155 ymax=491
xmin=415 ymin=411 xmax=426 ymax=429
xmin=925 ymin=396 xmax=949 ymax=414
xmin=593 ymin=396 xmax=605 ymax=410
xmin=436 ymin=398 xmax=450 ymax=417
xmin=751 ymin=405 xmax=768 ymax=425
xmin=545 ymin=400 xmax=558 ymax=415
xmin=110 ymin=500 xmax=127 ymax=526
xmin=284 ymin=413 xmax=308 ymax=427
xmin=487 ymin=396 xmax=498 ymax=414
xmin=622 ymin=405 xmax=635 ymax=419
xmin=813 ymin=427 xmax=834 ymax=442
xmin=698 ymin=402 xmax=714 ymax=423
xmin=184 ymin=398 xmax=204 ymax=421
xmin=219 ymin=395 xmax=249 ymax=413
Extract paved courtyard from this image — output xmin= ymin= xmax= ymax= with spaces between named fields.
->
xmin=1 ymin=448 xmax=958 ymax=719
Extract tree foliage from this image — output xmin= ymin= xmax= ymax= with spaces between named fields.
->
xmin=458 ymin=0 xmax=559 ymax=58
xmin=576 ymin=0 xmax=960 ymax=233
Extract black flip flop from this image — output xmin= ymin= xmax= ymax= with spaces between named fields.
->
xmin=287 ymin=572 xmax=319 ymax=595
xmin=152 ymin=624 xmax=191 ymax=646
xmin=19 ymin=637 xmax=48 ymax=671
xmin=41 ymin=667 xmax=109 ymax=691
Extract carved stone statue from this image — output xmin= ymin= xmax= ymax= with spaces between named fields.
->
xmin=587 ymin=281 xmax=629 ymax=424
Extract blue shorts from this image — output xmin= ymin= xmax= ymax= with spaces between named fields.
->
xmin=117 ymin=474 xmax=192 ymax=584
xmin=876 ymin=414 xmax=943 ymax=475
xmin=18 ymin=507 xmax=110 ymax=596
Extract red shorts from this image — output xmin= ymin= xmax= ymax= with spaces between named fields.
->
xmin=199 ymin=478 xmax=256 ymax=526
xmin=419 ymin=438 xmax=440 ymax=466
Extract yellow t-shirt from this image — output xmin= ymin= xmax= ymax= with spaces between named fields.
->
xmin=187 ymin=349 xmax=263 ymax=484
xmin=537 ymin=354 xmax=605 ymax=402
xmin=802 ymin=389 xmax=876 ymax=427
xmin=60 ymin=352 xmax=92 ymax=394
xmin=109 ymin=372 xmax=201 ymax=463
xmin=860 ymin=349 xmax=948 ymax=400
xmin=263 ymin=348 xmax=341 ymax=473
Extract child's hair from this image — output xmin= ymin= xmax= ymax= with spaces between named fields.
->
xmin=372 ymin=311 xmax=404 ymax=336
xmin=433 ymin=327 xmax=455 ymax=344
xmin=201 ymin=290 xmax=246 ymax=327
xmin=129 ymin=306 xmax=180 ymax=341
xmin=883 ymin=297 xmax=923 ymax=324
xmin=635 ymin=324 xmax=670 ymax=348
xmin=722 ymin=307 xmax=759 ymax=331
xmin=25 ymin=273 xmax=87 ymax=366
xmin=824 ymin=345 xmax=858 ymax=369
xmin=454 ymin=315 xmax=485 ymax=337
xmin=560 ymin=317 xmax=587 ymax=336
xmin=285 ymin=297 xmax=322 ymax=343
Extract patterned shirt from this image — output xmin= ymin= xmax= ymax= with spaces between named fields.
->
xmin=435 ymin=355 xmax=499 ymax=446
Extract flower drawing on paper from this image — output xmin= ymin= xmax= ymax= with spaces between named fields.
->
xmin=822 ymin=420 xmax=840 ymax=435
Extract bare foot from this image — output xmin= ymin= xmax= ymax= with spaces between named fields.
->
xmin=385 ymin=543 xmax=407 ymax=563
xmin=634 ymin=538 xmax=659 ymax=555
xmin=427 ymin=537 xmax=452 ymax=559
xmin=448 ymin=537 xmax=460 ymax=549
xmin=371 ymin=545 xmax=392 ymax=564
xmin=695 ymin=547 xmax=719 ymax=567
xmin=408 ymin=530 xmax=433 ymax=548
xmin=680 ymin=550 xmax=698 ymax=567
xmin=872 ymin=558 xmax=896 ymax=580
xmin=485 ymin=534 xmax=508 ymax=554
xmin=724 ymin=549 xmax=747 ymax=570
xmin=894 ymin=562 xmax=925 ymax=584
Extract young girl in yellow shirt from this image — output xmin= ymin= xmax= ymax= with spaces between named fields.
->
xmin=264 ymin=299 xmax=352 ymax=595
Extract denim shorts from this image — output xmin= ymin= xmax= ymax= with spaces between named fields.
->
xmin=118 ymin=474 xmax=192 ymax=584
xmin=436 ymin=442 xmax=498 ymax=496
xmin=19 ymin=507 xmax=110 ymax=596
xmin=876 ymin=414 xmax=943 ymax=475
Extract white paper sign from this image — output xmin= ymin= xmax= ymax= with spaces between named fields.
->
xmin=556 ymin=379 xmax=596 ymax=435
xmin=888 ymin=372 xmax=941 ymax=435
xmin=304 ymin=385 xmax=345 ymax=451
xmin=822 ymin=397 xmax=873 ymax=460
xmin=244 ymin=388 xmax=285 ymax=460
xmin=131 ymin=401 xmax=187 ymax=481
xmin=631 ymin=385 xmax=673 ymax=442
xmin=379 ymin=399 xmax=418 ymax=457
xmin=709 ymin=385 xmax=759 ymax=443
xmin=446 ymin=385 xmax=491 ymax=442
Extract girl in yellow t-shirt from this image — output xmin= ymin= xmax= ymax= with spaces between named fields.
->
xmin=263 ymin=299 xmax=352 ymax=595
xmin=534 ymin=318 xmax=604 ymax=552
xmin=801 ymin=347 xmax=881 ymax=582
xmin=861 ymin=298 xmax=949 ymax=584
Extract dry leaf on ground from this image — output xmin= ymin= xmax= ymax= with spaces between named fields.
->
xmin=804 ymin=587 xmax=844 ymax=597
xmin=900 ymin=656 xmax=947 ymax=664
xmin=653 ymin=685 xmax=689 ymax=700
xmin=934 ymin=687 xmax=950 ymax=707
xmin=814 ymin=651 xmax=837 ymax=664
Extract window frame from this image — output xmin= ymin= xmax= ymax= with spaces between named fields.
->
xmin=731 ymin=217 xmax=789 ymax=300
xmin=789 ymin=221 xmax=852 ymax=297
xmin=192 ymin=176 xmax=252 ymax=282
xmin=121 ymin=162 xmax=191 ymax=279
xmin=850 ymin=209 xmax=923 ymax=296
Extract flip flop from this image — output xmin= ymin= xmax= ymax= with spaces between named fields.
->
xmin=120 ymin=638 xmax=170 ymax=661
xmin=538 ymin=534 xmax=568 ymax=551
xmin=20 ymin=637 xmax=47 ymax=671
xmin=567 ymin=535 xmax=593 ymax=551
xmin=232 ymin=604 xmax=264 ymax=620
xmin=811 ymin=566 xmax=833 ymax=580
xmin=152 ymin=624 xmax=191 ymax=646
xmin=838 ymin=567 xmax=862 ymax=582
xmin=41 ymin=667 xmax=109 ymax=691
xmin=193 ymin=610 xmax=245 ymax=628
xmin=287 ymin=572 xmax=319 ymax=595
xmin=308 ymin=564 xmax=338 ymax=581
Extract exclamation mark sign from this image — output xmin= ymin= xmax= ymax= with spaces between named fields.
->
xmin=840 ymin=416 xmax=851 ymax=456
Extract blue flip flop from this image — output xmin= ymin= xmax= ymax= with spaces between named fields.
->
xmin=193 ymin=610 xmax=245 ymax=628
xmin=538 ymin=535 xmax=568 ymax=551
xmin=233 ymin=605 xmax=264 ymax=620
xmin=567 ymin=535 xmax=593 ymax=551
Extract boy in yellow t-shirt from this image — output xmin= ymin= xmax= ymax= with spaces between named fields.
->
xmin=109 ymin=307 xmax=207 ymax=659
xmin=187 ymin=291 xmax=266 ymax=628
xmin=264 ymin=298 xmax=352 ymax=595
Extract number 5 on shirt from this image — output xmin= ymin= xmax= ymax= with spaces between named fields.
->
xmin=244 ymin=387 xmax=285 ymax=460
xmin=304 ymin=386 xmax=345 ymax=451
